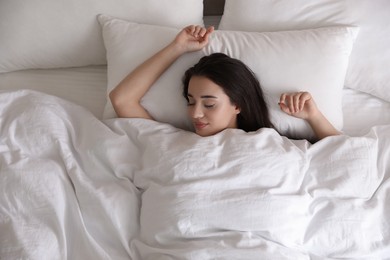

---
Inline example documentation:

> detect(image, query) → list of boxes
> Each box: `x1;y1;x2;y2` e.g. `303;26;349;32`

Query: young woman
109;25;340;140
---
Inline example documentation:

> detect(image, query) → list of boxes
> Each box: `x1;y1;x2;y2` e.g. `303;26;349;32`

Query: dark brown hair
183;53;274;132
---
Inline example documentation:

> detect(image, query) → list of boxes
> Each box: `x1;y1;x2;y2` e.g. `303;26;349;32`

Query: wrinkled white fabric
0;90;141;259
1;90;389;259
129;113;389;259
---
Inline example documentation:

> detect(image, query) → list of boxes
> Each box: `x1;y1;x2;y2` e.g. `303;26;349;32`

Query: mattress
0;66;389;136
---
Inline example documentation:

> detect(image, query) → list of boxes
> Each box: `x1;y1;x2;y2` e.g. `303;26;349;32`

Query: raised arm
109;25;214;119
279;92;341;141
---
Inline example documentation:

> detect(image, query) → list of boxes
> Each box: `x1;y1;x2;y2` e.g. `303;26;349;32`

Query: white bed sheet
1;66;389;135
0;66;107;119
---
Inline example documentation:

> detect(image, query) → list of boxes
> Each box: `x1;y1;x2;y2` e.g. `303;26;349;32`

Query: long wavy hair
182;53;274;132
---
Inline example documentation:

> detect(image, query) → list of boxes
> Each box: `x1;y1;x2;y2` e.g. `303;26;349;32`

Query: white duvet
1;90;390;259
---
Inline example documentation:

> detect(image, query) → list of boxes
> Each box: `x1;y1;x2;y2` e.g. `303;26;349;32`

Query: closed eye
187;93;217;108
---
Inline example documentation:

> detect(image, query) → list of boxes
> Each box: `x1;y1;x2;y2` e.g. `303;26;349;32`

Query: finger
199;26;215;46
293;92;303;112
279;93;287;105
298;92;308;111
186;25;195;35
279;93;289;113
194;26;202;37
204;26;214;39
198;27;207;38
279;102;290;114
301;92;311;101
202;31;211;44
299;96;305;111
287;95;295;113
207;26;215;33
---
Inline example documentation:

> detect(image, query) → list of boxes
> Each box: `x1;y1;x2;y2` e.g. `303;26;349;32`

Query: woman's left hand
279;92;319;120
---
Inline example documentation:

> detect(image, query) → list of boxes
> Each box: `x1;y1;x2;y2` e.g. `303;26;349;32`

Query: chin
196;128;223;137
195;131;210;137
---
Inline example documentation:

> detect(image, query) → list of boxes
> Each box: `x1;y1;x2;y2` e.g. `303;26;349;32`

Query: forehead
188;76;225;97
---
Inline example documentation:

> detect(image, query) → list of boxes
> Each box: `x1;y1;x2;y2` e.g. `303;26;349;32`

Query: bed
1;0;390;259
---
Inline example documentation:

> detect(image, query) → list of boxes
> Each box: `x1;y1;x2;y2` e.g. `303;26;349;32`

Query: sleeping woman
109;25;340;141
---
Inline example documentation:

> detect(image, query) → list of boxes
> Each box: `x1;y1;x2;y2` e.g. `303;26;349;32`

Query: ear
235;105;241;114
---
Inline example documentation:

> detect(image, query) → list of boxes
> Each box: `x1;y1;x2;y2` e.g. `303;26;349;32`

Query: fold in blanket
0;90;389;259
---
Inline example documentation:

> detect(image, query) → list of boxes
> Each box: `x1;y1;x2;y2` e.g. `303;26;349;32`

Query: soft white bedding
0;66;107;118
0;66;389;135
1;90;390;259
342;88;390;136
1;0;389;258
0;90;139;259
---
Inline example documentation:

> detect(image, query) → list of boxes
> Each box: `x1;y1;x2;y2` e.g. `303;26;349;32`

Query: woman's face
187;76;240;137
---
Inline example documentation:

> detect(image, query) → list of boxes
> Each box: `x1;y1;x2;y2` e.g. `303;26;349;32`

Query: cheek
187;106;195;117
207;108;232;123
218;105;236;117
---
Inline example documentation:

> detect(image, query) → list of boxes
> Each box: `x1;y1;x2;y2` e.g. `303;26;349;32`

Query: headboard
204;0;225;16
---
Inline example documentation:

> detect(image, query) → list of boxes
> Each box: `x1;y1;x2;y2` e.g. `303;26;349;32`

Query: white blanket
1;90;390;259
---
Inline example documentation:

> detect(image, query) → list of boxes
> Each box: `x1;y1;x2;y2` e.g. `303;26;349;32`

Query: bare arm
279;92;341;141
109;25;214;119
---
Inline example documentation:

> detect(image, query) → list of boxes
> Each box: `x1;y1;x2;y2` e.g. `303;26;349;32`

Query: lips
194;122;208;130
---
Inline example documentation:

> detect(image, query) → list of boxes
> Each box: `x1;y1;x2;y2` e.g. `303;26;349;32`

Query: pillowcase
0;0;203;73
219;0;390;103
99;14;358;140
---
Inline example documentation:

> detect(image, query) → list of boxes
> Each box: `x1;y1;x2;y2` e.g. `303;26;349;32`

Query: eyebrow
187;94;218;99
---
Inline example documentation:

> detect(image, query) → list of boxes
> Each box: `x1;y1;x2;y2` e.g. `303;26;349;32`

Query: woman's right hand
173;25;214;54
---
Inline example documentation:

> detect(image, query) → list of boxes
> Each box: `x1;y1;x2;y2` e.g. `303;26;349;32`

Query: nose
190;104;204;119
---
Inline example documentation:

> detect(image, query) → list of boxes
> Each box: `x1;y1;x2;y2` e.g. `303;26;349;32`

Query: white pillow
219;0;390;103
99;14;358;140
0;0;203;73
